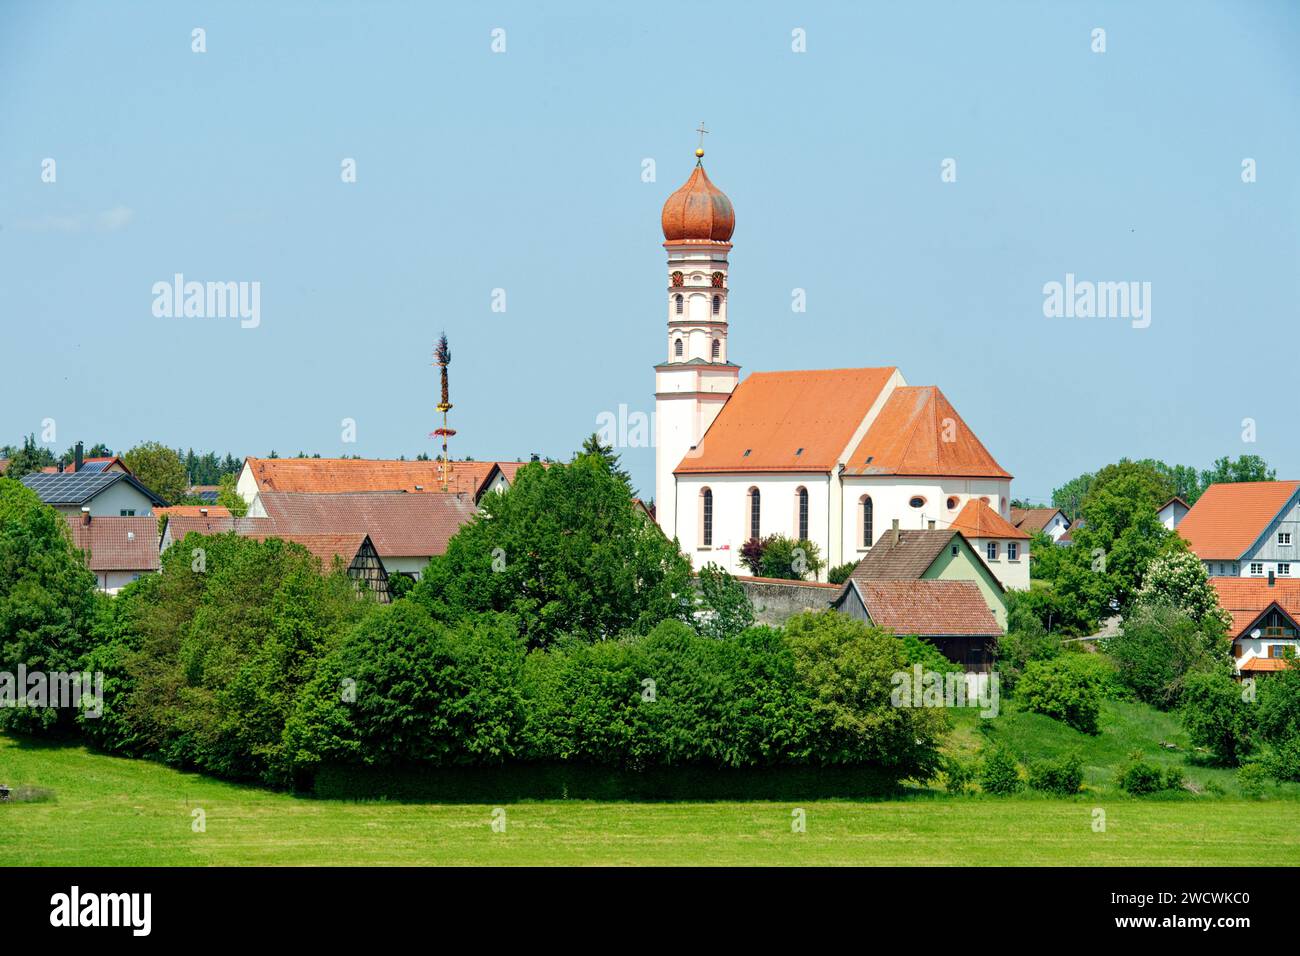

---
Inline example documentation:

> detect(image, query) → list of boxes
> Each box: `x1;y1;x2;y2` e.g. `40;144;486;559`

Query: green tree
1180;668;1254;765
4;434;56;479
414;452;693;648
1105;603;1229;708
694;564;754;639
580;432;632;489
1136;549;1232;630
1051;472;1094;522
0;479;100;732
1015;656;1104;734
759;534;825;581
216;473;248;517
1201;454;1276;489
122;441;188;503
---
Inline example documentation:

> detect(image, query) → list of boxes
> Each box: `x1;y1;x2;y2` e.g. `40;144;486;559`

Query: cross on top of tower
695;122;708;160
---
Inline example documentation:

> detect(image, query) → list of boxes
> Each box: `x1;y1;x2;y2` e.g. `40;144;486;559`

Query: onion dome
661;157;735;242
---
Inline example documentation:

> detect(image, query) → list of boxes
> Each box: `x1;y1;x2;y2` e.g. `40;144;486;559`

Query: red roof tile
1178;482;1300;560
244;532;372;568
1241;657;1292;672
155;505;233;519
857;580;1001;637
843;386;1011;479
1211;578;1300;638
950;499;1030;540
674;368;897;474
1011;507;1065;534
253;491;476;557
244;457;513;500
62;514;160;572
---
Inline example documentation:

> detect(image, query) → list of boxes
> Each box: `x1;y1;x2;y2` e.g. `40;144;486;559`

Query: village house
235;456;529;506
1156;496;1190;530
1177;481;1300;579
22;470;167;517
1211;576;1300;676
652;154;1026;589
246;531;390;602
1010;506;1071;542
62;512;160;594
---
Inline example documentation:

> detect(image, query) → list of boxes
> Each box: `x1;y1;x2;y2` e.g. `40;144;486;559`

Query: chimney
927;519;936;530
1269;570;1275;587
74;440;83;472
892;518;900;545
81;506;91;526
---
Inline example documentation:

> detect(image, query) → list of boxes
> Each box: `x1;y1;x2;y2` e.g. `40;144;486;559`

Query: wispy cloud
14;205;135;233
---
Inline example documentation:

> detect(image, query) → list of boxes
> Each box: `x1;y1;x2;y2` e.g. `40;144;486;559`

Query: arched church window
674;294;684;315
748;487;761;540
701;488;713;547
861;496;874;548
712;295;721;315
674;338;683;357
796;487;809;541
711;339;720;359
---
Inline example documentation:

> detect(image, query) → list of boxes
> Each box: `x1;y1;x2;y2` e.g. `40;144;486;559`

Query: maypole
430;333;456;492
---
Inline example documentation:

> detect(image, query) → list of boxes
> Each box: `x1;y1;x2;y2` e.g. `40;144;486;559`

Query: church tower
654;142;740;538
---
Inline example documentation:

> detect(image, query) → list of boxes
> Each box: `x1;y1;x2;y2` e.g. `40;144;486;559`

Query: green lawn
2;732;1298;866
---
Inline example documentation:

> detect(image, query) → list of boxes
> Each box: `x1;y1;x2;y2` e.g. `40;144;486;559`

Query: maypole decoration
430;333;456;491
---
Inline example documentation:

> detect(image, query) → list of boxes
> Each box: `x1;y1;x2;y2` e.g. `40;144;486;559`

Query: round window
909;496;925;509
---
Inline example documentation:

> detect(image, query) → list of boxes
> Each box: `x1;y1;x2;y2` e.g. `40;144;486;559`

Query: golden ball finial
695;147;705;158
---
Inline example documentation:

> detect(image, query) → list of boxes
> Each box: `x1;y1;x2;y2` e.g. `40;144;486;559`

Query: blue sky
2;0;1297;502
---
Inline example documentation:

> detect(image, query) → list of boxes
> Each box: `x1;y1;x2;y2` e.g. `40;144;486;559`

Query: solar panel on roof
21;471;124;504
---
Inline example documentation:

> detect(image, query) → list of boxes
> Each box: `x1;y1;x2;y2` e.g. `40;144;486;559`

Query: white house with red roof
1177;481;1300;579
653;152;1025;587
1211;577;1300;675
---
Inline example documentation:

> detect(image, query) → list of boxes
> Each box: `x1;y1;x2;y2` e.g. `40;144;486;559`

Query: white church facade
653;150;1029;588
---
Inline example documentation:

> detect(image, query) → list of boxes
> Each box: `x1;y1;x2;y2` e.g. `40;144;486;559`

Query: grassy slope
3;714;1299;865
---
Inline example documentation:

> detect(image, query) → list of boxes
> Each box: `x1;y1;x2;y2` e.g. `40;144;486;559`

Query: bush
1261;735;1300;783
827;562;856;585
943;756;975;795
1116;757;1184;795
1237;763;1268;800
1015;656;1104;734
899;635;963;675
1179;669;1253;765
995;617;1061;693
1105;603;1228;708
1028;752;1084;795
1256;666;1300;745
785;611;947;778
979;746;1023;795
759;535;825;582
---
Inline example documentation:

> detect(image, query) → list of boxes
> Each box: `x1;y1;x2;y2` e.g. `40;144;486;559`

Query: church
653;147;1029;589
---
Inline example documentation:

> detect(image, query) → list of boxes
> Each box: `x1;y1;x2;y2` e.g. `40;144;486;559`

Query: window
701;488;713;547
1008;542;1019;560
796;487;809;541
120;509;135;517
1270;644;1298;659
1280;532;1293;546
951;545;959;556
908;496;925;509
1280;563;1292;576
674;294;683;315
987;542;1000;561
749;488;761;540
674;338;683;357
861;496;874;548
711;339;720;359
946;496;958;510
712;295;721;315
1250;563;1264;576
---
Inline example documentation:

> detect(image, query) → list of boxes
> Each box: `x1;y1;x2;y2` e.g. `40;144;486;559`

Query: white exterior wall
968;536;1031;590
673;473;831;579
1235;637;1300;672
1205;559;1296;580
382;555;432;578
236;460;260;506
1157;501;1189;530
53;482;158;518
838;477;1013;567
1042;512;1071;541
93;570;152;594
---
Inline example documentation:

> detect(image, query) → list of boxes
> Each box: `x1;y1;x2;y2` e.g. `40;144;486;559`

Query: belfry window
711;339;720;359
712;295;721;315
674;338;683;357
675;294;684;315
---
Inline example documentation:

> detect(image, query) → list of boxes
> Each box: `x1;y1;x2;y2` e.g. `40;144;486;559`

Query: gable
842;386;1011;479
